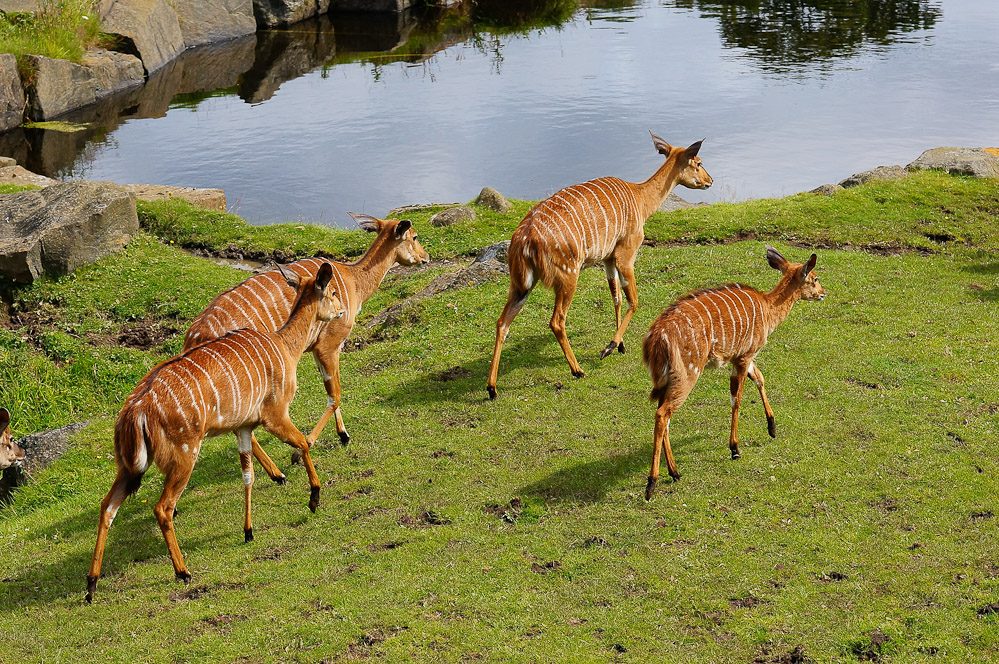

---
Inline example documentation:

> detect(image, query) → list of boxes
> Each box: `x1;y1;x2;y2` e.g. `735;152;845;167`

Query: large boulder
167;0;256;48
82;49;145;98
0;181;138;283
0;156;58;187
23;55;97;120
476;186;512;213
838;164;907;188
906;147;999;178
0;54;26;132
658;192;706;212
253;0;331;27
101;0;185;74
429;205;476;227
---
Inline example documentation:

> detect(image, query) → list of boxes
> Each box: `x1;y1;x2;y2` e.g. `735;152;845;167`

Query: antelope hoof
85;575;98;604
244;528;254;543
176;571;192;585
173;507;178;518
600;342;618;360
668;468;681;481
767;417;776;438
618;340;626;354
272;474;287;485
645;476;658;501
338;430;351;447
309;486;320;513
731;449;741;460
487;385;497;400
572;369;585;379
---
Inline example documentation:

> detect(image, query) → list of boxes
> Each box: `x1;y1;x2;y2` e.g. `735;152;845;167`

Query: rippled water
1;0;996;227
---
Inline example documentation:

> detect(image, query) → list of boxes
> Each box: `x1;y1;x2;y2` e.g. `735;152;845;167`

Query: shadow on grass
518;436;706;504
959;260;999;302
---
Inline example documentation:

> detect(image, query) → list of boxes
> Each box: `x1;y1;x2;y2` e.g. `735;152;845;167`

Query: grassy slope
1;172;998;663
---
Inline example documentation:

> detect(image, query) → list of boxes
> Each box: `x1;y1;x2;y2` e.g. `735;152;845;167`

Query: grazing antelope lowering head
0;409;25;470
486;131;712;400
641;246;824;500
86;265;344;603
180;214;428;482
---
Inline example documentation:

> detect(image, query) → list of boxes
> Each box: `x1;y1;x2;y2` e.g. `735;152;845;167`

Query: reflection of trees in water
472;0;578;31
666;0;941;71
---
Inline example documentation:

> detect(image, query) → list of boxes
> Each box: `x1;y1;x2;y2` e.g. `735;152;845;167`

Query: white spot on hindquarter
182;444;189;452
688;363;693;370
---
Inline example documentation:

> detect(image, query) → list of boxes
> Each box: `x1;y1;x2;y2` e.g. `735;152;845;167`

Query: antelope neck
635;155;685;219
347;234;399;303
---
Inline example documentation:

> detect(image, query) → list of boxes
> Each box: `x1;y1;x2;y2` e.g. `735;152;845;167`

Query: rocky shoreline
0;0;463;131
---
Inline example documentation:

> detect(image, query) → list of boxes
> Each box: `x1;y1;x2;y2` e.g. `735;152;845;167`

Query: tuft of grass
0;0;106;79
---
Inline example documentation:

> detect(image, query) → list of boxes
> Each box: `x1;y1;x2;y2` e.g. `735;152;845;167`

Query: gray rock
168;0;256;48
23;55;97;120
82;49;145;99
386;202;460;217
906;147;999;178
123;183;227;210
0;159;59;188
253;0;331;27
0;181;138;283
475;240;509;264
0;1;41;10
810;184;843;196
0;54;25;132
430;205;476;227
101;0;186;74
838;164;907;188
476;186;512;213
658;192;706;212
0;421;90;503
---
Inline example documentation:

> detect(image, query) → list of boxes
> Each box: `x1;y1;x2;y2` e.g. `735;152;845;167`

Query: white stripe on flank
258;272;293;319
551;192;584;256
200;345;243;423
578;182;612;256
711;292;734;350
228;287;263;331
244;277;280;331
596;179;624;244
217;336;259;419
694;298;716;349
715;289;742;351
257;333;287;386
174;361;208;425
185;359;221;418
559;187;592;254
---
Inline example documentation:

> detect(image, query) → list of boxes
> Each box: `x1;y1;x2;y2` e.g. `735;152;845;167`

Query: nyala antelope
183;213;428;476
86;264;344;603
641;246;825;500
0;408;25;470
487;132;712;399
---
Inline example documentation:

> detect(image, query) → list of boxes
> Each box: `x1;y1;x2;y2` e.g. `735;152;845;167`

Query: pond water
1;0;996;228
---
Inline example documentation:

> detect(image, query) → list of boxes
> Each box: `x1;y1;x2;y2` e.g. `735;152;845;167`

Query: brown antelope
0;409;25;470
183;213;429;477
641;246;825;500
86;264;344;603
487;132;712;399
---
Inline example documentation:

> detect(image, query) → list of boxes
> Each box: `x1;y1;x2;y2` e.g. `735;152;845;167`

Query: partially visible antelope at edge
641;246;825;500
183;213;429;478
0;408;25;470
487;132;712;399
86;264;344;603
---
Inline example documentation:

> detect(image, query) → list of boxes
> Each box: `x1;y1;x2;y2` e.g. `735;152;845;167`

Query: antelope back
0;408;25;470
184;258;352;350
512;177;643;271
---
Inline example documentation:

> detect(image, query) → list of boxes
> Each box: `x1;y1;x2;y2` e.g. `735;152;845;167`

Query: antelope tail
113;405;150;495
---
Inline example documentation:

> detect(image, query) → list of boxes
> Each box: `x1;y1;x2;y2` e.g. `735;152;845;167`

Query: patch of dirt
873;497;899;513
819;571;848;582
398;510;451;528
729;594;765;609
328;625;408;662
530;560;562;574
110;317;181;350
253;545;290;562
198;613;248;633
431;449;455;458
341;485;373;501
3;308;179;352
583;536;609;547
169;581;245;602
484;497;522;523
845;376;881;390
432;366;473;382
924;232;957;243
753;644;812;664
850;628;891;662
972;510;994;520
977;602;999;616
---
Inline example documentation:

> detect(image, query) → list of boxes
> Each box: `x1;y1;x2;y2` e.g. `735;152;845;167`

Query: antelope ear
766;245;789;272
277;263;299;288
0;408;9;431
803;253;817;275
650;131;672;156
348;212;380;233
394;218;412;240
315;262;333;292
684;139;705;160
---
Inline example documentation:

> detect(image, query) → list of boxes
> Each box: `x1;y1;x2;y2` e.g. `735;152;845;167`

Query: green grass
0;1;106;77
2;172;999;662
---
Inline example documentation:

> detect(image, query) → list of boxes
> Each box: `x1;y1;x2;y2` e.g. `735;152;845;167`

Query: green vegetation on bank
2;172;998;662
0;1;106;75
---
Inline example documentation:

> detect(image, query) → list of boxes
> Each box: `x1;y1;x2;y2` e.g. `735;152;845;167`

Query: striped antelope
0;409;25;470
486;132;712;399
183;213;428;477
640;246;825;500
86;264;344;603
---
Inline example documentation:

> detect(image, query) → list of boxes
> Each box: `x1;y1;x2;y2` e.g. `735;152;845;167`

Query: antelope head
350;213;430;266
651;132;712;190
0;408;25;470
766;246;825;301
